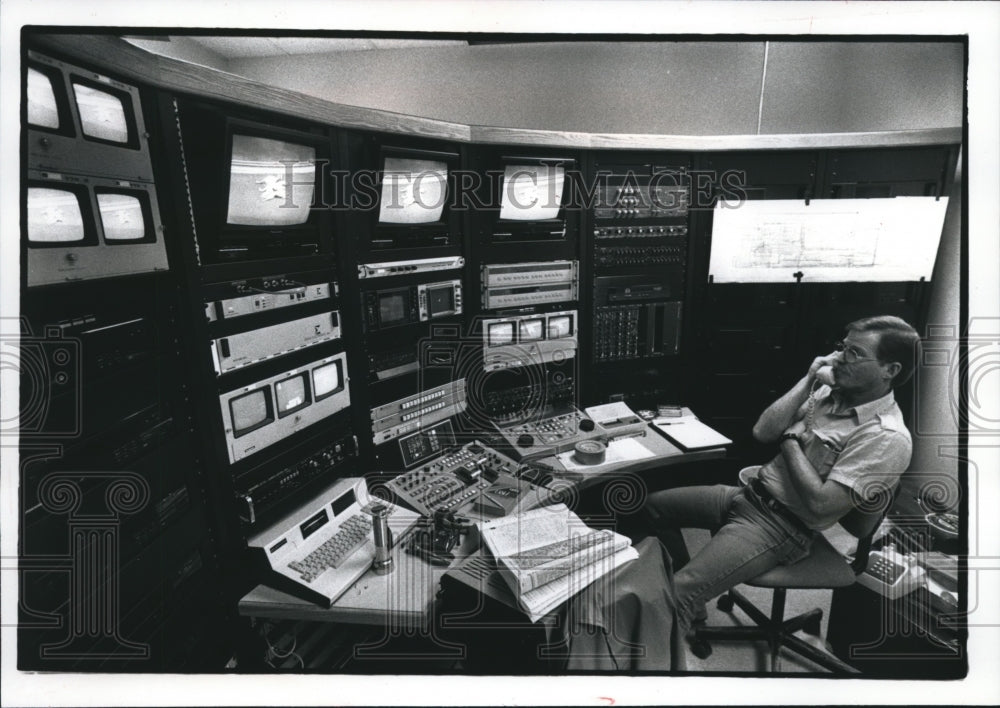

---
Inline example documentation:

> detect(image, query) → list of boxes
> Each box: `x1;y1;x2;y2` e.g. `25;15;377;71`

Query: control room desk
238;428;726;627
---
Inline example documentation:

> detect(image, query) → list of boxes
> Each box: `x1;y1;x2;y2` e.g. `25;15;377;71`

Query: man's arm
752;376;812;443
752;352;837;443
779;437;854;520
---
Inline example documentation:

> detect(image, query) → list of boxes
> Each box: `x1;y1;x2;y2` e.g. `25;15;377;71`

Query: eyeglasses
835;340;879;364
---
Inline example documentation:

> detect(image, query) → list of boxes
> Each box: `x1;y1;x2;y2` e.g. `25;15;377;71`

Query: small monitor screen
96;192;147;241
499;164;565;221
547;315;573;339
379;292;407;324
312;361;342;400
426;285;455;316
230;389;271;436
518;318;544;343
487;322;515;347
331;489;357;518
28;68;60;130
227;135;316;226
72;82;129;144
27;188;86;243
275;373;309;417
379;157;447;224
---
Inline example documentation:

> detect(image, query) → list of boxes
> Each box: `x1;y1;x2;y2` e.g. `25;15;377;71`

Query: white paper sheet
556;436;657;471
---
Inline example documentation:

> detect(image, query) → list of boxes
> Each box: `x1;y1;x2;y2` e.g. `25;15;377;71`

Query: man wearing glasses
641;315;920;643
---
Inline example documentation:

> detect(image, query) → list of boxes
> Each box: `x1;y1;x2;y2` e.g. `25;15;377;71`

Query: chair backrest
839;481;899;575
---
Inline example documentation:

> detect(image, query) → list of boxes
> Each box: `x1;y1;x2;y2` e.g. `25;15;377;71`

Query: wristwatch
779;432;802;445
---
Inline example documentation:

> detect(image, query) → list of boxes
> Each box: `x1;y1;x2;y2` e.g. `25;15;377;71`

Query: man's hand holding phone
808;352;840;387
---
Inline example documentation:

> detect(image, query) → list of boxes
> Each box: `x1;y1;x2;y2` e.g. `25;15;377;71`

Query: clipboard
650;416;732;452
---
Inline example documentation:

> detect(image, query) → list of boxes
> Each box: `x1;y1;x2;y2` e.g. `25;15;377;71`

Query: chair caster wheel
716;593;735;612
688;637;713;660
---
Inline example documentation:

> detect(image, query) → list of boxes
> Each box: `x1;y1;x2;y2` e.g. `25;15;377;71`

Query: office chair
690;469;894;673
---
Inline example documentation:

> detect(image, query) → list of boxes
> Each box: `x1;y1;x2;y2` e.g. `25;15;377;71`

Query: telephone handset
815;366;837;387
814;353;839;388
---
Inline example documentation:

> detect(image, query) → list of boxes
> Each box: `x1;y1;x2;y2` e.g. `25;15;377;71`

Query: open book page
478;504;637;621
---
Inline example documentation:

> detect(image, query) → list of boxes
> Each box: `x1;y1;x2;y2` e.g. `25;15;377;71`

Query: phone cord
806;379;821;433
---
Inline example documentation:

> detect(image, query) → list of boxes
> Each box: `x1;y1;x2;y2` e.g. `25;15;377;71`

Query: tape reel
573;440;607;466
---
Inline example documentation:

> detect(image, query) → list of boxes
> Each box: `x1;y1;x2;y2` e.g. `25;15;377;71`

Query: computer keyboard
289;513;371;582
247;478;420;608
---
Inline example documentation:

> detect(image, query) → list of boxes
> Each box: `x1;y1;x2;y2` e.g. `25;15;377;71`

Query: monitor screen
331;489;357;518
499;164;565;221
72;81;129;144
426;285;455;316
547;314;573;339
27;187;87;243
379;292;407;325
312;361;342;400
230;389;272;436
487;322;515;347
378;157;447;224
96;192;147;241
275;373;310;417
518;318;545;343
27;67;60;130
226;134;316;227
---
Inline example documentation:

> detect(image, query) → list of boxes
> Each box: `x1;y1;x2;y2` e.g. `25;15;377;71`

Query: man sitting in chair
642;315;919;644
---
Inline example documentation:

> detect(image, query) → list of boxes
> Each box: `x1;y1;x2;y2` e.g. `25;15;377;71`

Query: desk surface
239;424;726;625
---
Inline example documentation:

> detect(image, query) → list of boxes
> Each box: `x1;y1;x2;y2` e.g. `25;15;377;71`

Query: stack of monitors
482;311;577;371
24;52;167;286
221;353;351;464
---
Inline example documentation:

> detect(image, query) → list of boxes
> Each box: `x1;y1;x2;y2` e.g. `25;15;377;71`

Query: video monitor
226;134;316;227
27;52;155;181
230;389;274;437
499;163;565;221
426;283;456;317
275;373;310;417
312;360;343;401
488;321;515;347
96;191;153;242
547;314;574;339
72;80;131;145
379;291;408;326
26;187;90;244
27;67;61;130
518;318;545;343
378;156;448;224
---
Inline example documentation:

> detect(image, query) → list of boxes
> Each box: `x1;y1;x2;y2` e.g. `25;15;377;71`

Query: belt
748;477;812;535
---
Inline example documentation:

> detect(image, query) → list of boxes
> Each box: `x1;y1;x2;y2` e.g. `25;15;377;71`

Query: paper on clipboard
651;416;732;451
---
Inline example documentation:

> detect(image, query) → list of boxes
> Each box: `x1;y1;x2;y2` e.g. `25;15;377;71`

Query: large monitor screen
275;373;310;417
312;361;342;400
378;157;448;224
72;81;130;144
27;67;60;130
27;187;87;243
230;389;272;436
518;318;545;343
499;164;565;221
96;192;148;242
487;321;515;347
226;134;316;227
547;314;573;339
